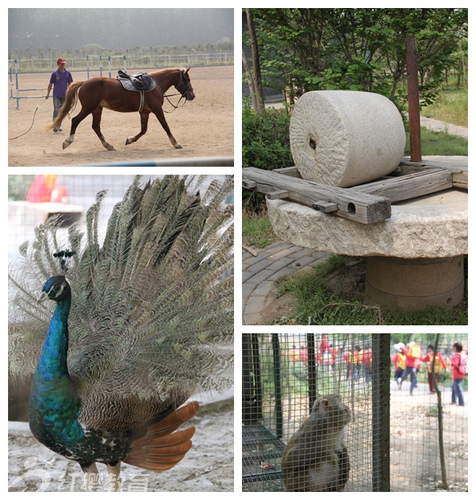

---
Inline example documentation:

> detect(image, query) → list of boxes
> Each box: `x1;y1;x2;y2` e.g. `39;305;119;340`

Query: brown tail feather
124;427;195;462
144;401;199;438
123;401;199;472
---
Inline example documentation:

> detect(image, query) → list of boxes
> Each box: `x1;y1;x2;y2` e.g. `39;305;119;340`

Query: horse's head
175;67;195;101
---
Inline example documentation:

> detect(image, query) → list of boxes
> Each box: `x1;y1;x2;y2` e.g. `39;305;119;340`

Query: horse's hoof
125;138;132;145
174;143;183;149
62;141;71;150
107;145;116;151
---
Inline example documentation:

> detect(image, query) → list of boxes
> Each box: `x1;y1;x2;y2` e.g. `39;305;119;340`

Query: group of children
392;341;467;406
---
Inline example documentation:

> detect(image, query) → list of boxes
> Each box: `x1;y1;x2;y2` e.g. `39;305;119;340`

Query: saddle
117;70;156;92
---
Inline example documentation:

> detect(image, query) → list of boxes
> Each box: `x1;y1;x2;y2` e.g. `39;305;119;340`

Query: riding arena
8;55;234;166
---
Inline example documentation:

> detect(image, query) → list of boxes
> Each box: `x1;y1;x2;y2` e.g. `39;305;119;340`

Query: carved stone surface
290;91;405;187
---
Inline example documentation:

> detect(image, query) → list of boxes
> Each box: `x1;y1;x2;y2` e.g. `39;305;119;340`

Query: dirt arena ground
8;66;234;166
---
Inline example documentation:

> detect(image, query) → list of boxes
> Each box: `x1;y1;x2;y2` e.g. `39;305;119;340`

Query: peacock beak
37;291;48;303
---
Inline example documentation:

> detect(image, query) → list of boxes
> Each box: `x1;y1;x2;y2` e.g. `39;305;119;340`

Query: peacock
8;175;234;491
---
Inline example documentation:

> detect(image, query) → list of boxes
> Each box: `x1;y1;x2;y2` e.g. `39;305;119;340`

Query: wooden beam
242;178;289;199
276;161;463;197
351;168;453;202
313;201;339;213
266;189;290;200
243;167;391;224
399;158;468;190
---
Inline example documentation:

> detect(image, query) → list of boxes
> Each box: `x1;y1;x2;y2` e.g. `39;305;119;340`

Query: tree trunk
245;8;265;113
242;49;258;111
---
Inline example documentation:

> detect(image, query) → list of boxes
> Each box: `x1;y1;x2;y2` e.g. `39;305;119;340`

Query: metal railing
9;52;234;74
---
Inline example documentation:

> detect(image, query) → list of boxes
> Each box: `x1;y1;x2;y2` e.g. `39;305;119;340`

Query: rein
163;69;194;113
163;93;187;112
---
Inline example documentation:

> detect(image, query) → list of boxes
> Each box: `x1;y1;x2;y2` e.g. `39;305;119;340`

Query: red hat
57;57;66;64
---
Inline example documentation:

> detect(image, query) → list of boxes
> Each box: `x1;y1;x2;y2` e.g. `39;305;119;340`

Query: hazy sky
9;8;234;53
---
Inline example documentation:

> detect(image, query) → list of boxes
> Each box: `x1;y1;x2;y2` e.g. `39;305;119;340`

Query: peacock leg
106;462;121;492
81;462;100;491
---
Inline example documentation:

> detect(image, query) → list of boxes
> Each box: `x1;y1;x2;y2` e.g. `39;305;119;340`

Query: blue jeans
451;378;465;405
401;367;417;394
53;96;65;121
364;365;372;384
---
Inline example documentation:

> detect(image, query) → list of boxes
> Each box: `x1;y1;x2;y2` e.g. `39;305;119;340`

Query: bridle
175;69;194;98
164;69;194;112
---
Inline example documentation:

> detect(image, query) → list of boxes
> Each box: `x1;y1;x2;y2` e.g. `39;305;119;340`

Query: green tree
244;8;467;111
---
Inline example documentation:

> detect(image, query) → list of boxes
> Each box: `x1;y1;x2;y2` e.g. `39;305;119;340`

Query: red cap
57;58;66;64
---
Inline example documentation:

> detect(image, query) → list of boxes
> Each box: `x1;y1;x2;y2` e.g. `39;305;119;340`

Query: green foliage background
244;8;468;111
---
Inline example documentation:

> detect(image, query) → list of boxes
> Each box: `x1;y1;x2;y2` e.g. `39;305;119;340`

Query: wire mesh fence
242;333;468;492
8;175;231;258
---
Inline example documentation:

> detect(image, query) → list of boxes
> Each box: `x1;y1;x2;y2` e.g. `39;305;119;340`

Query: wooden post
372;334;391;491
406;37;422;162
306;334;317;412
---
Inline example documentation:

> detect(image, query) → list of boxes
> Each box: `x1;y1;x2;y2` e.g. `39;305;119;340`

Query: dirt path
390;383;468;491
8;66;233;166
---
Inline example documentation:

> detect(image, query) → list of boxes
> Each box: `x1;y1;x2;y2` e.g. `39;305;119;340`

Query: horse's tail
46;81;84;131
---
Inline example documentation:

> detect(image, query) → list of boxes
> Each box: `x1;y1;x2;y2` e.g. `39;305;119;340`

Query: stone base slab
267;188;467;259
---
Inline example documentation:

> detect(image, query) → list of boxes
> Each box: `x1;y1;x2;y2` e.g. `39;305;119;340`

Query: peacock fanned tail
9;176;234;434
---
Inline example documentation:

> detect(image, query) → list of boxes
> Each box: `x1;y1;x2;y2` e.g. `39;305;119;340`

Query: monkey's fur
281;394;351;492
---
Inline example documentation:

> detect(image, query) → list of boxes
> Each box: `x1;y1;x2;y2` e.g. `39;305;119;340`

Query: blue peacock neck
35;294;72;381
30;288;85;452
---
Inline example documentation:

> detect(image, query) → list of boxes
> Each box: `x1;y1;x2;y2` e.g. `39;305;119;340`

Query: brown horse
48;67;194;151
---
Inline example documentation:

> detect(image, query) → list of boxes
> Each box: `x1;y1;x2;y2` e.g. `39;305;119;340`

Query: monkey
281;394;351;492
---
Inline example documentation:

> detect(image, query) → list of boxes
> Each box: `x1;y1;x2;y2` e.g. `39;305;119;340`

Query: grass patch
274;255;468;326
405;127;468;156
242;209;276;248
422;84;468;127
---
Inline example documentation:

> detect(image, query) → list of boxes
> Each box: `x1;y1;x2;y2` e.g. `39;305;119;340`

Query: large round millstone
290;90;406;187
